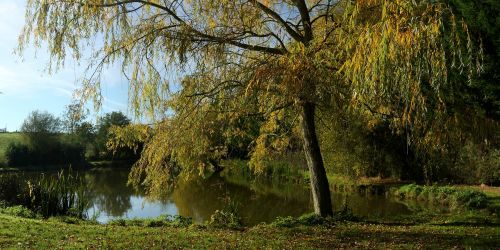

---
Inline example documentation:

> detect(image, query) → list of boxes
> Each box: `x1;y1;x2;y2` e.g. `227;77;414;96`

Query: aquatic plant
27;170;91;218
0;170;91;219
209;200;243;229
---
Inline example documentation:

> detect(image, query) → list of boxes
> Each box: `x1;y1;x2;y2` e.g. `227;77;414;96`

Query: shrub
297;213;326;226
208;200;242;229
5;141;85;167
5;143;32;167
165;215;193;227
455;190;489;209
395;184;423;199
272;216;298;227
0;205;36;218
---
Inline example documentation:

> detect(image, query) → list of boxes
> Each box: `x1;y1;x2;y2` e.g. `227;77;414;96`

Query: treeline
5;106;139;168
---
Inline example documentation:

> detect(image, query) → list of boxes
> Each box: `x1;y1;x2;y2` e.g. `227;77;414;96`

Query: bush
165;215;193;227
208;200;242;229
395;184;423;199
5;143;31;167
455;190;489;209
5;141;85;167
297;213;326;226
0;205;36;218
272;216;298;227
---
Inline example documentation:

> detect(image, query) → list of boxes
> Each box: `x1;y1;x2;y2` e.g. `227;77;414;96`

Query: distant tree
75;121;96;144
62;102;87;134
95;111;131;159
20;110;61;150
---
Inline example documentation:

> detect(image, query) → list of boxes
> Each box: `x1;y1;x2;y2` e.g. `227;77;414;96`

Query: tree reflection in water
18;169;415;224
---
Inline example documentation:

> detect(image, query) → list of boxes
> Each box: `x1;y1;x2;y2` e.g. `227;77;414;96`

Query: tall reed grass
0;169;90;218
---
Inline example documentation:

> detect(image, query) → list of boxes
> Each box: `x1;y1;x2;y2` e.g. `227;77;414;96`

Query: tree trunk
300;101;333;217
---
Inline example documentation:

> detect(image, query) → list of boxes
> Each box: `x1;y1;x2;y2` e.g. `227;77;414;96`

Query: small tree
21;110;61;150
95;111;131;159
62;102;87;134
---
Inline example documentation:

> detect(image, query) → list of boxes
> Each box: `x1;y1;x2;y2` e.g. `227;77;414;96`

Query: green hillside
0;133;22;166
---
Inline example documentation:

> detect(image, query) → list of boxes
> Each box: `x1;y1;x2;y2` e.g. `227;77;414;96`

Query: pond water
10;169;427;225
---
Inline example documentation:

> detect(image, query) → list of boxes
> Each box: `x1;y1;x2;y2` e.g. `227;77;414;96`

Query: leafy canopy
19;0;480;195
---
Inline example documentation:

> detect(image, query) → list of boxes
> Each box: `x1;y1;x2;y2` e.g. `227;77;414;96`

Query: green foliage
0;133;22;167
209;200;243;229
4;111;86;167
446;0;500;119
0;205;37;219
165;215;194;227
108;215;193;228
271;216;298;228
455;142;500;185
395;184;489;210
318;108;410;179
21;110;61;150
0;170;91;219
95;111;133;161
62;102;87;134
28;170;91;218
272;209;357;228
5;141;85;167
221;157;306;184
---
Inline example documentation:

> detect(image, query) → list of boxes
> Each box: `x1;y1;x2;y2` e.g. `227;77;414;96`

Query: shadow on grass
326;229;500;249
431;221;500;227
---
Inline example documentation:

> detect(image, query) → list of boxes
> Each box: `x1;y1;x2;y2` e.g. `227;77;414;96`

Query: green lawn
0;214;499;249
0;133;22;165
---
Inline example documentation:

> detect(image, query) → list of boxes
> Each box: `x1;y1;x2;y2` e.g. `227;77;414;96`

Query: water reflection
13;169;416;224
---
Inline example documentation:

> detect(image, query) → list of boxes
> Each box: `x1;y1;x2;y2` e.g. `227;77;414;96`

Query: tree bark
300;101;333;217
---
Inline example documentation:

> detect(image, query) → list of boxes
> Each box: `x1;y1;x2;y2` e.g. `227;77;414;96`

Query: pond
8;169;434;225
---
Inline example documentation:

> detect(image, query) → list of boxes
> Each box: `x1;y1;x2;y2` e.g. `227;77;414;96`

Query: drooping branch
77;0;287;55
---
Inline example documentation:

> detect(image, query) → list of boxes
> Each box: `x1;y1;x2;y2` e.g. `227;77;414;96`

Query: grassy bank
0;214;499;249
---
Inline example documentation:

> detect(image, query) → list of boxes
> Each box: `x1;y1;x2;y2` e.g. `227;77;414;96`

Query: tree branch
294;0;313;43
248;0;304;42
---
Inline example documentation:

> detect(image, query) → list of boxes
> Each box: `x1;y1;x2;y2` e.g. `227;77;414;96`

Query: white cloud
0;0;135;129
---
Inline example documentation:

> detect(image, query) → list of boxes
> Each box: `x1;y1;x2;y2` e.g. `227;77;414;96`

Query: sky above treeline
0;0;130;131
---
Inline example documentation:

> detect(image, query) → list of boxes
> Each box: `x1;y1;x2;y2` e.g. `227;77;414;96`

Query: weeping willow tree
19;0;479;217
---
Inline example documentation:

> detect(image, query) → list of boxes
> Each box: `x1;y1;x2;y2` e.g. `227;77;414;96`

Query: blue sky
0;0;130;131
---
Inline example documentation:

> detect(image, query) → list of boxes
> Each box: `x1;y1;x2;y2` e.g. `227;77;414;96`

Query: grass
0;133;22;166
0;213;499;249
395;184;489;210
